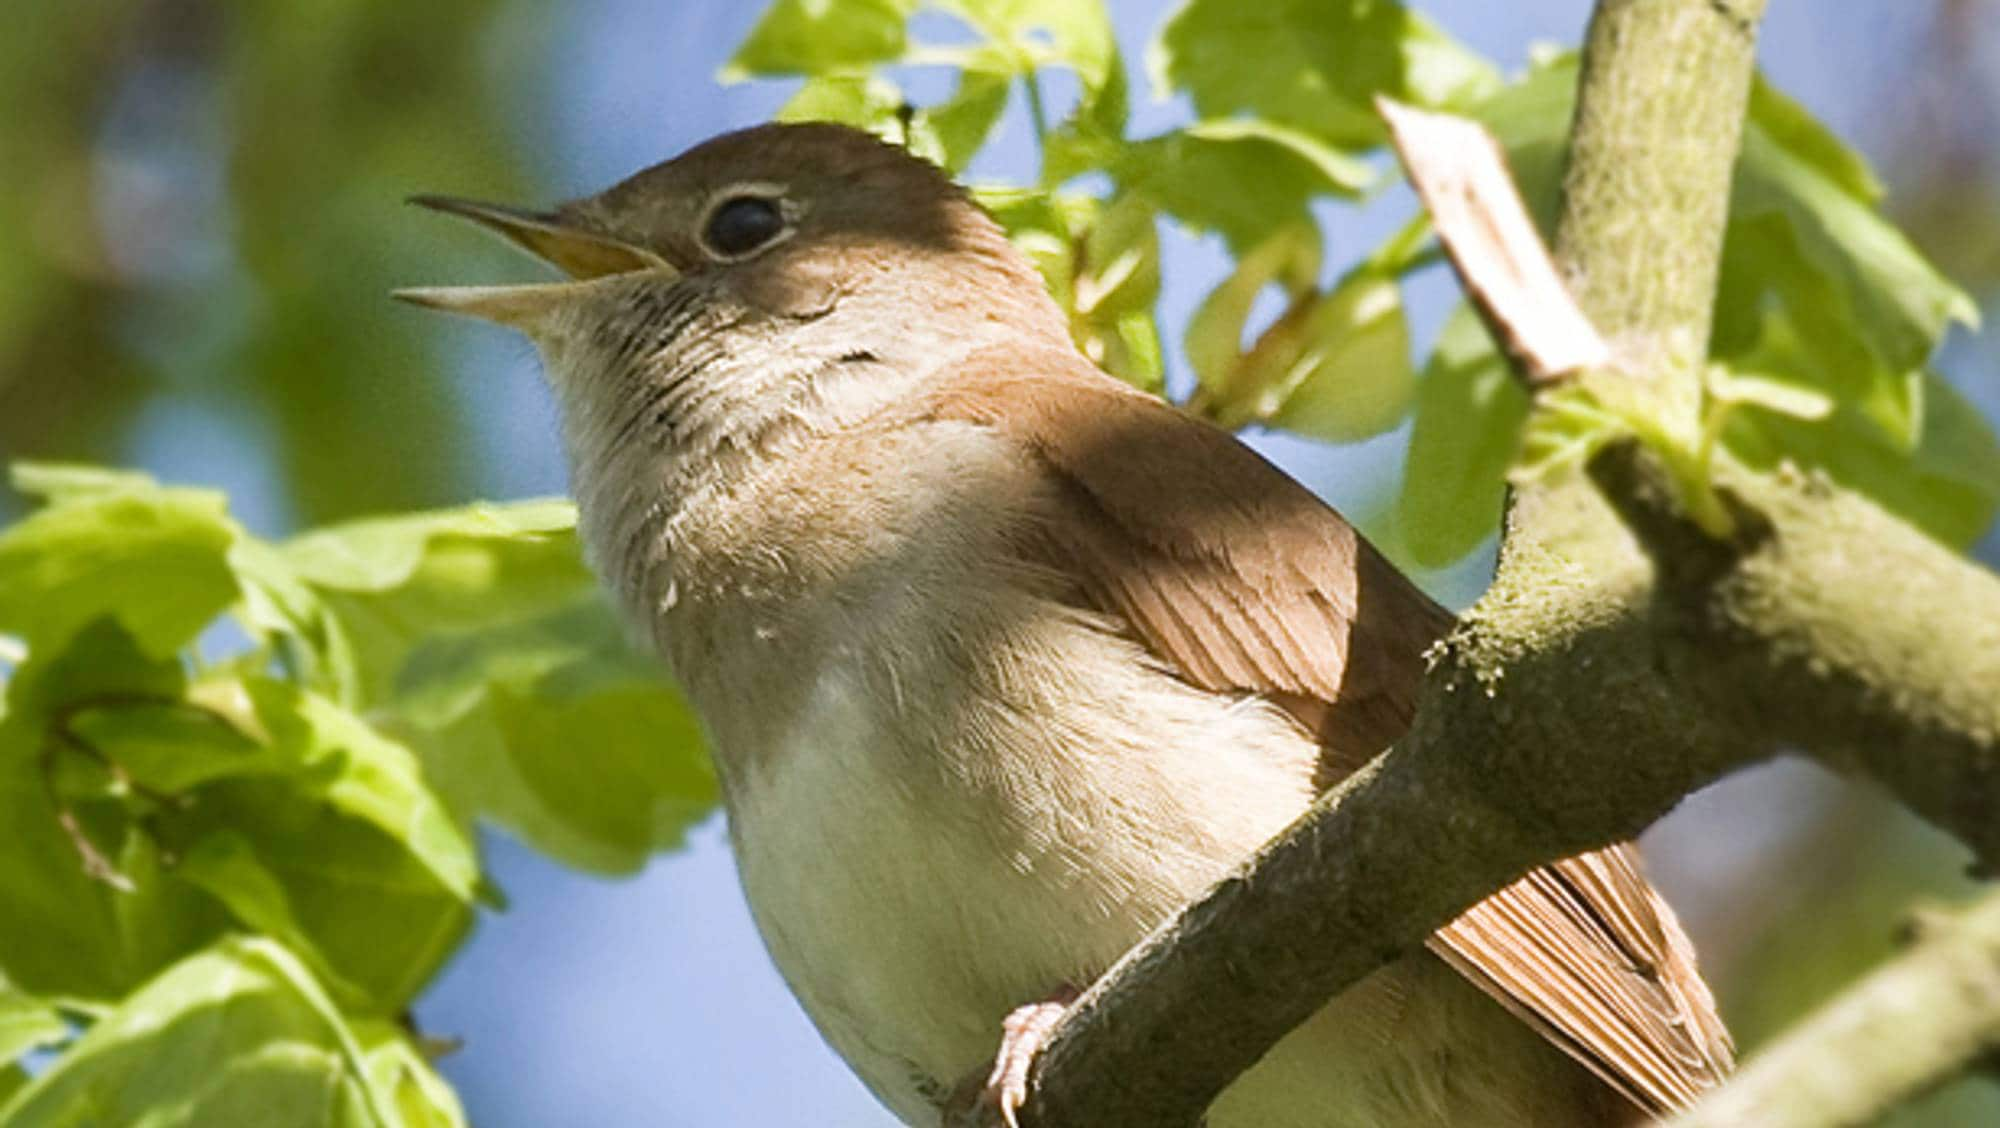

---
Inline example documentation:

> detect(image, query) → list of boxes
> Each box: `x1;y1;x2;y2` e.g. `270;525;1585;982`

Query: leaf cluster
0;467;713;1125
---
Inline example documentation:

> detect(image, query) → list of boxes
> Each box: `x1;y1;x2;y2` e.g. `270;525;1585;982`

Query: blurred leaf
1728;371;2000;549
927;66;1013;172
0;465;238;659
0;937;414;1127
0;978;67;1065
778;72;908;130
1069;195;1165;390
355;1019;467;1128
1259;270;1414;441
981;190;1164;391
725;0;916;78
1745;76;1883;202
943;0;1115;95
1150;0;1499;150
1706;363;1835;422
776;63;1008;175
1716;123;1979;445
8;464;162;506
1396;304;1528;567
1192;228;1414;442
1112;121;1372;253
1186;223;1321;391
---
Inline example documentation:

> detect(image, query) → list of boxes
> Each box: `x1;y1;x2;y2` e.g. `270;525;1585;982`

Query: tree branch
1666;889;2000;1128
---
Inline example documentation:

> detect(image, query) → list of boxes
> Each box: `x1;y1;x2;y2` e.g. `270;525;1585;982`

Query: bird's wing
927;346;1733;1115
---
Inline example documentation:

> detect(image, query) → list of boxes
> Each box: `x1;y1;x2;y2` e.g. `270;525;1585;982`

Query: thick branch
1592;446;2000;869
1559;0;1768;399
1667;889;2000;1128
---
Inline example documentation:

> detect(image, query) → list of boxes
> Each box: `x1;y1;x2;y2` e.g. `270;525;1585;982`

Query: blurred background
4;1;1998;1124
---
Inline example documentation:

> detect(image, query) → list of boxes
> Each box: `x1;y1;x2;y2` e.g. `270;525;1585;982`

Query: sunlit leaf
280;500;592;707
0;466;239;659
1112;121;1371;253
1151;0;1499;150
395;602;717;875
724;0;916;79
0;937;413;1127
943;0;1115;96
355;1019;468;1128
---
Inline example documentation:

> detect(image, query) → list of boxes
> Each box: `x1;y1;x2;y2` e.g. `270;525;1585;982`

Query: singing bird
402;122;1732;1126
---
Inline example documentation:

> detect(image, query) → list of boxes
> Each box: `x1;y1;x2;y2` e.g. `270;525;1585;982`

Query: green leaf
0;621;229;1002
1707;363;1835;423
164;770;472;1013
0;467;239;659
0;937;405;1128
1259;269;1415;441
0;978;67;1065
1395;304;1528;566
1150;0;1499;150
1717;123;1979;444
1186;222;1322;392
776;64;1008;175
1728;371;2000;549
397;603;716;875
170;830;367;1005
724;0;916;79
8;464;163;507
1744;76;1883;202
942;0;1115;96
926;65;1012;173
1112;120;1372;253
354;1019;467;1128
281;500;581;596
778;72;907;132
281;500;593;708
978;189;1164;391
1192;231;1414;443
282;499;714;874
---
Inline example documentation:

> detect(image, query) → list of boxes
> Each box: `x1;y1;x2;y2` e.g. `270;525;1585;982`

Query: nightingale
401;122;1733;1127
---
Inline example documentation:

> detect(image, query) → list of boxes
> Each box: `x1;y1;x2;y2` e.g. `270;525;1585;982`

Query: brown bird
401;122;1733;1127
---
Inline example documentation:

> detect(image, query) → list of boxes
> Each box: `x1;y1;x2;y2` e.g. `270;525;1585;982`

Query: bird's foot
943;986;1080;1128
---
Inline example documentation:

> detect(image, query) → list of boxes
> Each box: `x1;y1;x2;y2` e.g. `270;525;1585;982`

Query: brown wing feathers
928;345;1733;1116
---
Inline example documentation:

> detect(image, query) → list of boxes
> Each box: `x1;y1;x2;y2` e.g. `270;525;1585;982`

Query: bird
400;121;1733;1127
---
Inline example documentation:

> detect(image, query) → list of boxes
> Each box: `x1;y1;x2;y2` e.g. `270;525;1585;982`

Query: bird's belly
716;648;1599;1127
720;647;1317;1120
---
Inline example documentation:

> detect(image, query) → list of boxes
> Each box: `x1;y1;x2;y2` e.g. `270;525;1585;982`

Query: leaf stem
1023;67;1050;154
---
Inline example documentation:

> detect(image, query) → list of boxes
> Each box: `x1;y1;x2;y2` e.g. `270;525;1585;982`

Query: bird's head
399;122;1069;600
400;123;1066;427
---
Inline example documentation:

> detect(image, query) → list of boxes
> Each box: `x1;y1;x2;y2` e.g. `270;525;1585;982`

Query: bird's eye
702;195;787;258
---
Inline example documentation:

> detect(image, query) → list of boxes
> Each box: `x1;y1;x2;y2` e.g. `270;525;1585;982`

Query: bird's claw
978;992;1075;1127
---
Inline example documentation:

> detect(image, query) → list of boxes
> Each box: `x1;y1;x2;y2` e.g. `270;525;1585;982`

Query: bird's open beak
394;195;671;329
